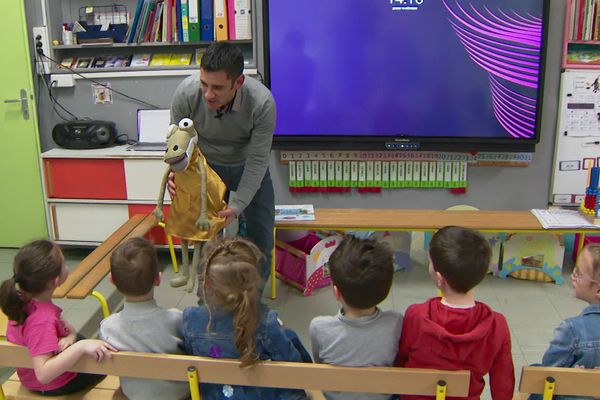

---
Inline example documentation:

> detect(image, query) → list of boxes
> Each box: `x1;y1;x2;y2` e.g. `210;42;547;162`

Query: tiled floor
0;234;585;398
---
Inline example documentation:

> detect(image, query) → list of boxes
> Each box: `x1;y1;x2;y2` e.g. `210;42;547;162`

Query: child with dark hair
0;240;115;396
309;235;403;400
99;237;189;400
182;236;310;400
529;243;600;400
395;226;514;400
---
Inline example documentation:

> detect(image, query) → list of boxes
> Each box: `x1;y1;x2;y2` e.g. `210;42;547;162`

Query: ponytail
0;240;63;325
233;289;259;368
0;277;28;324
203;237;264;368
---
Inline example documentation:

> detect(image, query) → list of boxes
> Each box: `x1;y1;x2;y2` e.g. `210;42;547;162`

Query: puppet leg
186;241;202;293
170;239;190;288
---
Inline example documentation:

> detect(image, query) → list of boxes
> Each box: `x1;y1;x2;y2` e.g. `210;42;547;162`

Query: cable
38;51;162;109
35;50;79;121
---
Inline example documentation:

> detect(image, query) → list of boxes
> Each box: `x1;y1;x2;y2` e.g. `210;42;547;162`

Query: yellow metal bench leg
91;291;110;318
188;366;201;400
542;376;555;400
271;227;276;300
159;222;179;273
435;380;447;400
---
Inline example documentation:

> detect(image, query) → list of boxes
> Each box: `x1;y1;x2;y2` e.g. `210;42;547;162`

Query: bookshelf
563;0;600;69
45;0;258;76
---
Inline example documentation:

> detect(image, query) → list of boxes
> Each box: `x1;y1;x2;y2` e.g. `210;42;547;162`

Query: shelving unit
562;0;600;69
43;0;258;77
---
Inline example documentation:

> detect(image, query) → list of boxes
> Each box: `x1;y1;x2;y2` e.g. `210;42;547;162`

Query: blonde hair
202;237;263;368
584;243;600;280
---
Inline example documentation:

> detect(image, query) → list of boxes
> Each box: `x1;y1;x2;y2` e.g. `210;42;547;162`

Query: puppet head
164;118;198;172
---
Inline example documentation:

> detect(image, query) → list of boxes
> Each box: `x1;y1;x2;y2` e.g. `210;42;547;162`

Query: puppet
154;118;227;292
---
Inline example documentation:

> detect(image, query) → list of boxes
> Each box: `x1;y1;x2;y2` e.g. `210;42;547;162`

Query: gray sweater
170;73;276;214
99;299;190;400
309;308;403;400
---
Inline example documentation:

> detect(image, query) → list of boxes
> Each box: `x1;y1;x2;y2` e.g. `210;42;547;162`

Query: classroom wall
26;0;566;211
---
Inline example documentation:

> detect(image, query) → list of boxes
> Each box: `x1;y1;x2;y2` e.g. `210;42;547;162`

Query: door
0;1;47;246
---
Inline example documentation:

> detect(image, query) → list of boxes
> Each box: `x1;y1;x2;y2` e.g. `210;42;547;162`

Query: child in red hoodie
395;226;514;400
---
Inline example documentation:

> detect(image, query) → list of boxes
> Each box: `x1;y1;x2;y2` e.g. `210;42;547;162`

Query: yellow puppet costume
154;118;227;292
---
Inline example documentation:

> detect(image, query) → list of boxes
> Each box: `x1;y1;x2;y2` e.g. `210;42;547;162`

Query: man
169;41;276;284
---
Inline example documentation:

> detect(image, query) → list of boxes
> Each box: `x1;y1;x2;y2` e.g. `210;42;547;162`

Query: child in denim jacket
182;237;310;400
530;243;600;400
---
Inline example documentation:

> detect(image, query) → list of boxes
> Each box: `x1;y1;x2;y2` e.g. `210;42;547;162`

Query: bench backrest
0;341;470;396
519;366;600;397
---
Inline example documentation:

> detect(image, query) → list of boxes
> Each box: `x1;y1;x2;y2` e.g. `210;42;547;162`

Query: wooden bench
52;214;156;318
0;341;470;400
517;365;600;398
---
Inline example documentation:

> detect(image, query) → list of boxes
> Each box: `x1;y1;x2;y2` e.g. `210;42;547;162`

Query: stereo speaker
52;121;117;149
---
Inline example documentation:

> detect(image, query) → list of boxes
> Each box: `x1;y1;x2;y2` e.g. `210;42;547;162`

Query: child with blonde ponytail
0;240;116;396
182;236;310;399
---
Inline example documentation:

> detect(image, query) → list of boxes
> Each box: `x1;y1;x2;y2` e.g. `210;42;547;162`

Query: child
309;235;403;400
395;226;514;400
99;237;190;400
182;236;309;400
529;243;600;400
0;240;115;396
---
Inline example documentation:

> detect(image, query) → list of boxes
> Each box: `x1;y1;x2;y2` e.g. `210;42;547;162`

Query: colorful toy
499;233;565;284
275;232;343;296
154;118;227;292
581;166;600;222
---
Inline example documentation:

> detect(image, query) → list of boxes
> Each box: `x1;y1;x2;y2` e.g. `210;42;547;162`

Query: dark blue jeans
209;163;275;284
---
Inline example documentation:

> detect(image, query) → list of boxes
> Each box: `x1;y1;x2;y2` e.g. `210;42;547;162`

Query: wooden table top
274;208;595;232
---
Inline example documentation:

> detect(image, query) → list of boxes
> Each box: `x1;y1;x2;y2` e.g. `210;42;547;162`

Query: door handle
3;89;30;120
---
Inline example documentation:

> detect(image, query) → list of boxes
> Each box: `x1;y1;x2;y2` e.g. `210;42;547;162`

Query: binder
200;0;214;41
176;0;183;42
232;0;251;40
181;0;189;42
215;0;229;41
374;161;382;188
452;161;460;188
226;0;236;39
460;161;468;188
358;161;366;188
188;0;200;41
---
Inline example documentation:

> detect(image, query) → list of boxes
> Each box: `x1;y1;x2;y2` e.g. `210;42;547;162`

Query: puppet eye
178;118;194;130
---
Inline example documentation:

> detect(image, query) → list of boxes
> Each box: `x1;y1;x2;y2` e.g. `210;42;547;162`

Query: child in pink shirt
0;240;116;396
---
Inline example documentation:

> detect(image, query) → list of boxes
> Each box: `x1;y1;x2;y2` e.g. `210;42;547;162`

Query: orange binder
214;0;228;41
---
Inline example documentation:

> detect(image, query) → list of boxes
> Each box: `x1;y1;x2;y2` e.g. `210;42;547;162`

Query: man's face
200;68;243;110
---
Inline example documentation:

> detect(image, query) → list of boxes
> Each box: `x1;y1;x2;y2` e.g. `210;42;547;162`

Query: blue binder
200;0;214;41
